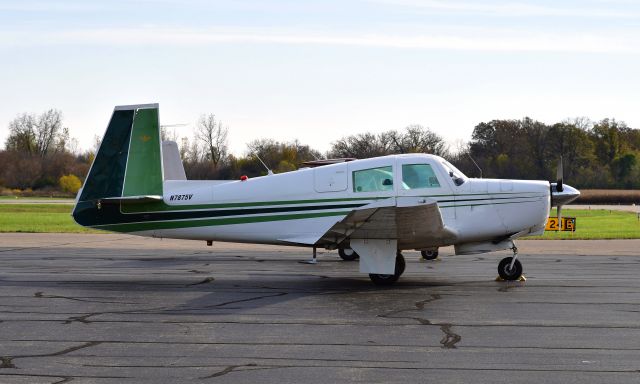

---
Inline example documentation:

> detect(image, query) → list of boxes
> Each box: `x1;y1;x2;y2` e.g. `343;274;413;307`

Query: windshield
440;160;467;186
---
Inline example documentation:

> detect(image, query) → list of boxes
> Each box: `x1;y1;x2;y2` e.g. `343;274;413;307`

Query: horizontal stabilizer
96;195;163;205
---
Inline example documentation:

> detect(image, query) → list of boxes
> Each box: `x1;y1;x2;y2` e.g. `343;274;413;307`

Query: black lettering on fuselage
169;194;193;202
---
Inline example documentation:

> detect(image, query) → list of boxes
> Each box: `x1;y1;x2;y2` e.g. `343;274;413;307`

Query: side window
353;166;394;192
402;164;440;189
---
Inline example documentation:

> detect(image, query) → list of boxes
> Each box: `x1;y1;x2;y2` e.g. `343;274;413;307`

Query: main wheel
338;247;359;261
369;252;405;286
421;249;439;260
498;257;523;281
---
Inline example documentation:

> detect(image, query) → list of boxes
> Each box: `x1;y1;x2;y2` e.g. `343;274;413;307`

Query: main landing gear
421;248;439;260
338;247;359;261
498;245;523;281
369;252;405;285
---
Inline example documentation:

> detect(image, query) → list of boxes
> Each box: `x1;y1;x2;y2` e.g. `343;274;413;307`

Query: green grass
0;204;638;238
0;204;99;233
0;196;74;201
533;209;640;240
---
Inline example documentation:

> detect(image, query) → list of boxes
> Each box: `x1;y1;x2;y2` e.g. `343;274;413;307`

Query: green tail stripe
123;107;163;197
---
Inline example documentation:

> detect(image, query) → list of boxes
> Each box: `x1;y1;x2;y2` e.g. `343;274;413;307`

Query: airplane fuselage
75;153;551;252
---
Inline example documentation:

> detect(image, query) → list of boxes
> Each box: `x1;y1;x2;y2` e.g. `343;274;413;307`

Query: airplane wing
315;197;457;250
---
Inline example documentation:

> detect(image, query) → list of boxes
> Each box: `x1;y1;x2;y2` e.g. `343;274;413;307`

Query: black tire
369;253;405;286
421;249;439;260
338;247;359;261
498;257;523;281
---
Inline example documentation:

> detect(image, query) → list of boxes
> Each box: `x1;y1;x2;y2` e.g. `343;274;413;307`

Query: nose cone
551;183;580;206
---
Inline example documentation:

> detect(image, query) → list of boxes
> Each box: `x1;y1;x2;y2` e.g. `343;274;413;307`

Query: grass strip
0;204;638;238
532;208;640;240
0;204;98;233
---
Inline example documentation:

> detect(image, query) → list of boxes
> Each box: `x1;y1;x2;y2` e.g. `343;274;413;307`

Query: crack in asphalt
0;356;15;368
57;291;287;323
376;293;460;348
439;324;462;349
186;277;215;286
377;294;442;325
62;305;169;324
200;363;258;379
34;291;138;305
203;292;288;309
64;314;95;324
1;341;101;369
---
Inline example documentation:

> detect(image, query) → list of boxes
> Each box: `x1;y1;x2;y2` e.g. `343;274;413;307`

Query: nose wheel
369;252;405;285
498;257;523;280
498;246;523;281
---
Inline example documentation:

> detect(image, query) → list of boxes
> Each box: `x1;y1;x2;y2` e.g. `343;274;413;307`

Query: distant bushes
59;174;81;194
575;190;640;205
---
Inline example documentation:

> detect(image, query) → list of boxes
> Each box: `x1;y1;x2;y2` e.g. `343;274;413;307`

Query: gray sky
1;0;639;155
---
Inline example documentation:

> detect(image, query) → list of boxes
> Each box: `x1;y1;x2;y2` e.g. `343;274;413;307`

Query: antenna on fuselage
466;152;483;179
255;154;274;176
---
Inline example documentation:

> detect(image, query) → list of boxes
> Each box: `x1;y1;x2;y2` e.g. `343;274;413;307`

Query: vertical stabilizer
73;104;163;229
77;104;162;202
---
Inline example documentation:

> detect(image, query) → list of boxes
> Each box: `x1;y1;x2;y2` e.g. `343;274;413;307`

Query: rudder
73;103;163;229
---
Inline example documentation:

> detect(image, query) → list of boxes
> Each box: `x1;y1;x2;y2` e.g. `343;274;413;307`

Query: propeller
556;156;563;220
550;156;580;224
556;156;563;193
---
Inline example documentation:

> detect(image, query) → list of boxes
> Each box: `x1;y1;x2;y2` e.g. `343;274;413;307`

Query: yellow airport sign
545;217;576;232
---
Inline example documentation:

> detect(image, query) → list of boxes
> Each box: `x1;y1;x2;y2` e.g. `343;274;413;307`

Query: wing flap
318;197;456;249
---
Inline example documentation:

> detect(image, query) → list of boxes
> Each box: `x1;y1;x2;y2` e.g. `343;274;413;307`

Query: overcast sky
0;0;639;155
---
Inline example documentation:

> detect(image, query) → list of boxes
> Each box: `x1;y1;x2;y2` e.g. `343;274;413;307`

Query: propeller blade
556;156;564;192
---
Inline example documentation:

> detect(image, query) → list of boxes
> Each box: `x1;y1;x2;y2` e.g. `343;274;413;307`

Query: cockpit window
402;164;441;189
353;166;394;192
441;160;467;186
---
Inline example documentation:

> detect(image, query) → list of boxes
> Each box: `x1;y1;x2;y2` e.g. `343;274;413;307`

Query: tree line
1;109;638;196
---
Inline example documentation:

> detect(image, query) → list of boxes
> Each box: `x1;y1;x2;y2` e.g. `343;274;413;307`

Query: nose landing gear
498;245;523;281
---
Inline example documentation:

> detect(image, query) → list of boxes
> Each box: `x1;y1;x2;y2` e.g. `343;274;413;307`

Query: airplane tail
72;104;164;228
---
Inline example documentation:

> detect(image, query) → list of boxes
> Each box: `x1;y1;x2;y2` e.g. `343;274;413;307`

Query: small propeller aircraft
72;104;580;285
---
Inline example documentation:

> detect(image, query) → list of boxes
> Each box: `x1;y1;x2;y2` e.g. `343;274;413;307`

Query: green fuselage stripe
95;210;351;233
126;192;546;213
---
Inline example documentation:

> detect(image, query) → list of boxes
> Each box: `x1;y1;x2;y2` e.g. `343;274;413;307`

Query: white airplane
72;104;580;285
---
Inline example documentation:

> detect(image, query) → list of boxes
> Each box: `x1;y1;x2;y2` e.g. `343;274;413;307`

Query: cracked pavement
1;234;640;383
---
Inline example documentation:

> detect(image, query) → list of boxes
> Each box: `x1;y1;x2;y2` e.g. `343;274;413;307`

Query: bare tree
196;114;228;168
563;116;593;131
329;125;448;159
395;124;449;156
35;109;64;156
5;113;36;153
5;109;66;157
179;137;190;161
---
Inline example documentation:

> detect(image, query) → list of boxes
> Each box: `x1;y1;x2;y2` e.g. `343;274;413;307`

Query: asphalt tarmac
1;234;639;383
